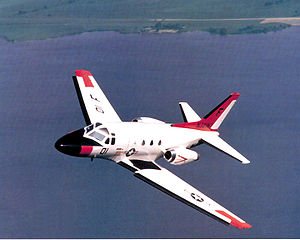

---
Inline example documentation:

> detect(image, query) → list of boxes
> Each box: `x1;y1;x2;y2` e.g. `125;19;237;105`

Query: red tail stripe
172;93;240;131
171;122;216;131
202;93;239;123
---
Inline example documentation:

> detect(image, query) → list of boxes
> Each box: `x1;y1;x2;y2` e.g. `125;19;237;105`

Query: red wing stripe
75;70;94;88
216;210;252;229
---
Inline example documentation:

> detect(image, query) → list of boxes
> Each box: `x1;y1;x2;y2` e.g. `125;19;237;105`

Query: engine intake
164;148;199;165
131;117;165;124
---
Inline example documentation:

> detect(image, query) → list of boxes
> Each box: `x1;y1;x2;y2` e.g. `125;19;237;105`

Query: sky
1;28;300;238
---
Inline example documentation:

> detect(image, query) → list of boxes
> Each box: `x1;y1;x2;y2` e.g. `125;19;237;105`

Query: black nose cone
55;129;85;156
55;135;81;156
55;128;101;157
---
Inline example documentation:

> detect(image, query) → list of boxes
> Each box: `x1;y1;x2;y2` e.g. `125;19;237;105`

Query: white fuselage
54;70;252;229
84;121;217;162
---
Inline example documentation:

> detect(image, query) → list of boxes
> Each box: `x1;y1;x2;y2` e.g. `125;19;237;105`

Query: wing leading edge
73;70;121;125
118;158;252;229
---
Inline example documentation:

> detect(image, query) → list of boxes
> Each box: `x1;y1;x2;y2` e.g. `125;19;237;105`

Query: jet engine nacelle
164;148;199;165
132;117;165;124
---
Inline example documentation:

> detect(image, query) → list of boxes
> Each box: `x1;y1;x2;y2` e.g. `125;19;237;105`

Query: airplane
55;70;252;229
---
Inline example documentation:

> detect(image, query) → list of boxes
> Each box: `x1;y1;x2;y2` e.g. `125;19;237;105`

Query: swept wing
118;158;251;229
73;70;121;124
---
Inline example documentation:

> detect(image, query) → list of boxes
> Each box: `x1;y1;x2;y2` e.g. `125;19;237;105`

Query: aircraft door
110;127;130;161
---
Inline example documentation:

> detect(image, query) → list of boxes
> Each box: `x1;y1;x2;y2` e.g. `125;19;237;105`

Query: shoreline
1;21;298;43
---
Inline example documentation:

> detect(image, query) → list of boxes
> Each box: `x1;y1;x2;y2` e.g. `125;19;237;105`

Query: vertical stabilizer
201;93;240;130
172;93;240;131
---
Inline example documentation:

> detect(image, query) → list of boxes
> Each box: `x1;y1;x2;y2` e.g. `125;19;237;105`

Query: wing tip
230;220;252;229
241;157;250;164
75;70;94;88
75;69;92;77
216;210;252;229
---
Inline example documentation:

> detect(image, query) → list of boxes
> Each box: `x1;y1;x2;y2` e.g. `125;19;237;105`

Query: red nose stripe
75;70;94;88
216;210;252;229
80;146;93;155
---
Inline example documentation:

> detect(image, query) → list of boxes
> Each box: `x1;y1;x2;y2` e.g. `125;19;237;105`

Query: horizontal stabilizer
179;102;201;122
202;134;250;164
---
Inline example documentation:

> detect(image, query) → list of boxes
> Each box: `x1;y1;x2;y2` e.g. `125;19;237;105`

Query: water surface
0;28;300;238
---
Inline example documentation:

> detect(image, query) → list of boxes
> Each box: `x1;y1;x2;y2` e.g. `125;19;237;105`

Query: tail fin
172;93;240;131
200;93;240;130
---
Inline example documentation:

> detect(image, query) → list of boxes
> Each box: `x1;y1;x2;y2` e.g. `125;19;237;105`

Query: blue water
0;28;300;238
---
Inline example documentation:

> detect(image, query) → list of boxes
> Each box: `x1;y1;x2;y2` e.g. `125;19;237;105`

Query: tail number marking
100;148;109;154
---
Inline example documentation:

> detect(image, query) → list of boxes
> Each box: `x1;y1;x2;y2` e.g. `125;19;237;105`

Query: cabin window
158;140;162;146
142;140;145;146
150;140;153;146
111;133;115;145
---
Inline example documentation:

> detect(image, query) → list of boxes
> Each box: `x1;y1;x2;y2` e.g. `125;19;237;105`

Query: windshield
86;124;94;133
89;131;106;141
85;122;102;134
88;127;109;142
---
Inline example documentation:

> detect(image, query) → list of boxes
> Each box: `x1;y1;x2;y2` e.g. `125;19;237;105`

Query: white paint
179;102;201;122
61;71;252;228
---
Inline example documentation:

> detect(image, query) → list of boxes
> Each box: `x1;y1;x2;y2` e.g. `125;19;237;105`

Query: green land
1;0;300;41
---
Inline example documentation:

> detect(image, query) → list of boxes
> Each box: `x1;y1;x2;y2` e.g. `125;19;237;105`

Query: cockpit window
85;122;102;134
88;127;109;142
89;131;106;141
86;124;94;133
